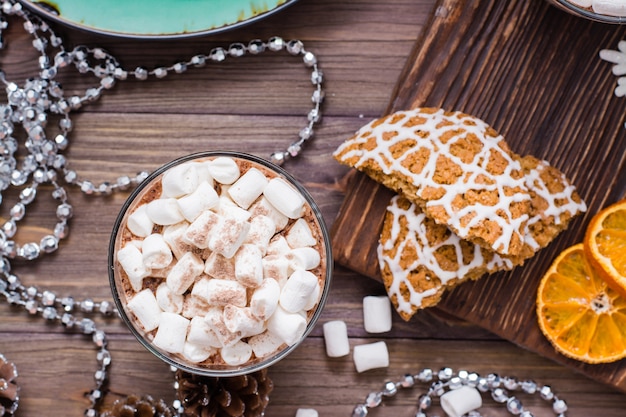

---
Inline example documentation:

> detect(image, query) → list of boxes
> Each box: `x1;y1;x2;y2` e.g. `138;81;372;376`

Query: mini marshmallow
353;341;389;373
217;195;252;222
234;244;264;288
279;270;319;313
363;295;392;334
182;295;211;319
127;204;154;237
162;222;193;259
594;0;626;17
142;233;173;269
243;215;276;255
183;210;221;249
440;386;482;417
187;316;222;347
208;216;250;258
266;235;292;256
146;198;185;225
248;330;284;358
127;288;162;332
161;162;199;198
262;255;291;287
204;251;235;279
192;277;247;307
204;307;242;347
208;156;240;184
166;252;204;295
220;340;253;366
302;281;321;311
322;320;350;358
263;177;306;219
286;218;317;248
228;167;269;209
295;409;319;417
250;278;280;320
177;180;220;222
155;282;184;314
182;342;216;364
267;305;307;346
152;312;190;354
249;196;289;232
286;247;321;271
223;305;265;337
117;244;151;292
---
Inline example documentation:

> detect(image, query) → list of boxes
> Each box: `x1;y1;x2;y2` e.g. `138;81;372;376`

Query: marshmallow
322;321;350;358
183;210;221;249
192;277;247;307
182;342;216;363
248;330;284;358
440;386;482;417
177;180;220;222
166;252;204;295
204;307;242;347
228;167;269;209
243;215;276;255
568;0;592;6
223;305;265;337
155;282;184;314
142;233;173;269
220;340;253;366
280;270;319;313
117;244;151;292
250;278;280;320
203;251;236;279
295;409;319;417
152;312;190;354
187;316;222;347
263;177;306;219
353;341;389;373
234;244;264;287
146;198;185;225
217;195;252;222
267;305;307;346
182;295;211;319
302;281;321;311
363;296;393;334
208;216;250;258
127;288;162;332
594;0;626;16
249;196;289;232
127;204;154;237
262;255;291;287
162;222;193;259
267;235;292;256
286;247;321;271
286;218;317;248
208;156;240;184
161;162;199;198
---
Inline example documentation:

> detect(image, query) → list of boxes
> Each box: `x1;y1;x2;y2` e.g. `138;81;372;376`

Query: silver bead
382;381;397;396
287;39;304;55
506;396;523;414
270;151;287;166
80;298;95;313
40;235;58;253
449;376;462;390
308;108;321;123
400;374;415;388
417;394;431;409
229;42;245;57
553;399;567;413
268;36;285;51
312;88;325;104
491;387;508;403
210;47;226;62
100;76;115;89
303;51;317;67
352;404;368;417
416;368;433;382
134;67;149;80
56;203;73;220
114;67;128;80
190;54;206;67
520;380;537;394
153;67;168;78
299;126;313;140
438;367;453;381
503;376;519;390
173;62;187;73
539;385;553;400
248;40;265;54
42;306;57;320
80;180;95;194
365;392;381;407
42;290;56;306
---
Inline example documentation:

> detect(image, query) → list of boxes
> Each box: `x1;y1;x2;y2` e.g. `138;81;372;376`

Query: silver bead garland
353;367;568;417
0;0;324;415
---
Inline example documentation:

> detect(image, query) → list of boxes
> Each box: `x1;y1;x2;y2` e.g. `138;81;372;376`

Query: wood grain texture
331;0;626;393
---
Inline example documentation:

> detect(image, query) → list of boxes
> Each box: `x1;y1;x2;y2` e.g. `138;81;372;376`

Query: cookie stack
334;107;586;320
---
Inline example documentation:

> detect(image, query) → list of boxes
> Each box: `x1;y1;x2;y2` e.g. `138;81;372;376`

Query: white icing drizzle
378;195;512;316
335;108;531;256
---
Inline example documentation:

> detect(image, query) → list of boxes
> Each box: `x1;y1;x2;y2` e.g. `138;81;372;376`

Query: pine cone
0;353;19;417
175;369;273;417
100;394;175;417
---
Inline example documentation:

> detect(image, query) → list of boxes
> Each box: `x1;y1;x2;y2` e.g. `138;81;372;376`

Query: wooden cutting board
331;0;626;392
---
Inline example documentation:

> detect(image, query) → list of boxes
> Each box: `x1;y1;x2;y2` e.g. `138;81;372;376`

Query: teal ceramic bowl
21;0;298;39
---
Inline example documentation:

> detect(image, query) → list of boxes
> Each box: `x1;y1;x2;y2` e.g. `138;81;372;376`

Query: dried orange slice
584;199;626;298
536;243;626;363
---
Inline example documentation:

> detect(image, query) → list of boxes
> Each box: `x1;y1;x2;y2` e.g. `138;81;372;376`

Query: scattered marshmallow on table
353;341;389;373
440;386;482;417
322;320;350;357
295;409;319;417
363;295;393;333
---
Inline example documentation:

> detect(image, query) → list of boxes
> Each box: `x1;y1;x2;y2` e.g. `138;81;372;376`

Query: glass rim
108;150;333;377
549;0;626;24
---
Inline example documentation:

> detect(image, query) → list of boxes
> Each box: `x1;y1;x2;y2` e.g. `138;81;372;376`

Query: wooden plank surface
1;0;626;416
331;0;626;393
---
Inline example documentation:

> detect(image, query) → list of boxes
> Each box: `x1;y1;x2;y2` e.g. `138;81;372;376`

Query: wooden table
1;0;626;416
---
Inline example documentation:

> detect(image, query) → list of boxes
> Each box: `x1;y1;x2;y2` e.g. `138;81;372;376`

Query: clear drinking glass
545;0;626;23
